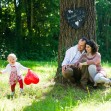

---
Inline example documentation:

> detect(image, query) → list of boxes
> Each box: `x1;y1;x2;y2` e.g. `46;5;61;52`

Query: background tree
56;0;96;82
14;0;22;55
96;0;111;61
0;0;59;60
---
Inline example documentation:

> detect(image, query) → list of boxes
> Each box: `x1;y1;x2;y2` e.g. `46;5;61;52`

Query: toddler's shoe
20;88;23;93
20;88;25;95
11;92;15;96
10;92;15;98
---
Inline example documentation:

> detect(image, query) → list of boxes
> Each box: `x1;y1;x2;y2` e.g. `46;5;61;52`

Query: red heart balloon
24;69;39;85
24;76;31;85
28;70;39;84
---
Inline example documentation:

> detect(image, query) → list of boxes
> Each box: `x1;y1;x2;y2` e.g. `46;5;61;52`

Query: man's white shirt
62;45;85;66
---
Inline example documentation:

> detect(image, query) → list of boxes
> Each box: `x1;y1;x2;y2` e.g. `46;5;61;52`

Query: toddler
0;53;28;96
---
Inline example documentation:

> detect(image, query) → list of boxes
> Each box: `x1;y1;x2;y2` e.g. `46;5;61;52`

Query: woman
75;40;111;87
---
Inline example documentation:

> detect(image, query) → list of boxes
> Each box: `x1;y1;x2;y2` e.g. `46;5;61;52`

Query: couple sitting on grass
62;37;111;90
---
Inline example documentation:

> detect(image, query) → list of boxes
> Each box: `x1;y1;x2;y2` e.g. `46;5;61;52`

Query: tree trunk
0;1;1;20
55;0;96;83
14;0;22;55
25;0;33;36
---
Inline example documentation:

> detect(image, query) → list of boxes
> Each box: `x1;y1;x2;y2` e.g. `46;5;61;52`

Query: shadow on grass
23;81;111;111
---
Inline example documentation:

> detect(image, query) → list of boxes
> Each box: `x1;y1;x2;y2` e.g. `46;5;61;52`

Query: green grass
0;60;111;111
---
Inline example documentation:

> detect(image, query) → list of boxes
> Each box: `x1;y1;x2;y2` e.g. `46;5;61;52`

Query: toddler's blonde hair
7;53;17;61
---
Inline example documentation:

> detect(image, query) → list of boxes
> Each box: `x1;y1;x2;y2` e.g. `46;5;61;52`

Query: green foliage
0;0;59;60
96;0;111;61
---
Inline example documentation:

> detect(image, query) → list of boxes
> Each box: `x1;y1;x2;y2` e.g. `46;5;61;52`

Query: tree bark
55;0;96;83
14;0;22;55
25;0;33;36
0;1;2;36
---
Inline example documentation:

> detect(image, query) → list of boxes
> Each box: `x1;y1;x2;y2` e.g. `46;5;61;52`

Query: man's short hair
81;36;88;43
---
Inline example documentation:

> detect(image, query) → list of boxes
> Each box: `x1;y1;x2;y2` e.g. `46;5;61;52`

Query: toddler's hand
28;68;30;71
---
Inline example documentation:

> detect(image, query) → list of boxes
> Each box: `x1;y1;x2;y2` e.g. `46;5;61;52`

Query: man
62;37;91;89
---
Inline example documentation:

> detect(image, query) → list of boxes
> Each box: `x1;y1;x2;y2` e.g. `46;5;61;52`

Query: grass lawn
0;60;111;111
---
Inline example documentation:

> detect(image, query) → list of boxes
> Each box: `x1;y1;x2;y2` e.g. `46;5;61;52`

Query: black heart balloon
64;7;87;29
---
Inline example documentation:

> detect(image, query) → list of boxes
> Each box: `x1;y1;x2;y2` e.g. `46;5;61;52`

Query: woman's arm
69;53;87;67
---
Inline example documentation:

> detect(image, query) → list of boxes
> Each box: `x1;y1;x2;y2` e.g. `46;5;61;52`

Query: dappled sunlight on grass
72;101;111;111
0;96;32;111
99;62;111;77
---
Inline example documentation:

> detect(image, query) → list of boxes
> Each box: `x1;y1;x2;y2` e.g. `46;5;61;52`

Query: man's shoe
109;79;111;86
93;86;97;89
104;79;111;87
80;84;88;91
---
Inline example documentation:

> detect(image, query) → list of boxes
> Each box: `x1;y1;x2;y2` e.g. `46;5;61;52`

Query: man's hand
68;64;75;68
78;63;83;69
78;62;87;69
